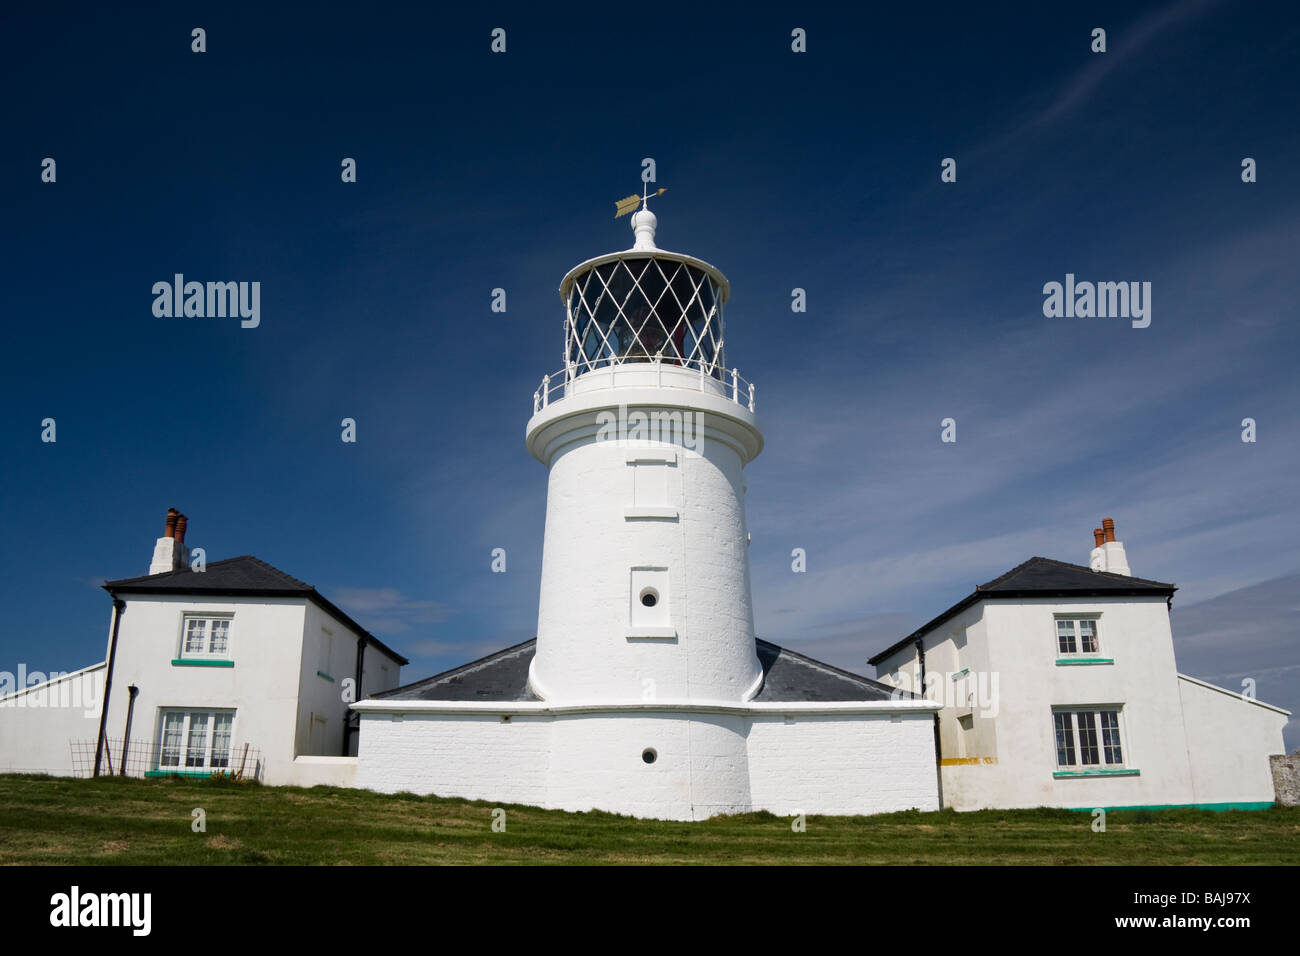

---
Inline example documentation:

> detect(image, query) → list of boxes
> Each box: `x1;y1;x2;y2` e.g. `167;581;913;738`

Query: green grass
0;773;1295;865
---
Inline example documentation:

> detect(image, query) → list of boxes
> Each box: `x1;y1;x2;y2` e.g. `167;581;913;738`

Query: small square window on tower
627;567;674;640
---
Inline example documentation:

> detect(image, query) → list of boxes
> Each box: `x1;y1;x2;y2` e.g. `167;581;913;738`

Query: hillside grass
0;773;1295;865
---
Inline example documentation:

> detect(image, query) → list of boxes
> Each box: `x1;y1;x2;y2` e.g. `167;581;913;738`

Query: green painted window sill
1056;657;1114;666
145;769;227;778
951;668;970;680
1054;768;1140;778
171;658;234;667
317;670;334;682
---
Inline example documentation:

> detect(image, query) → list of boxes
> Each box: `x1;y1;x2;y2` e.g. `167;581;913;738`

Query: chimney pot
164;508;179;538
175;514;188;546
1102;517;1116;542
1093;528;1105;547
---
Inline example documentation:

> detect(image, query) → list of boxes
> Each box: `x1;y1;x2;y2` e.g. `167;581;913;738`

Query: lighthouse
354;192;941;821
526;195;765;705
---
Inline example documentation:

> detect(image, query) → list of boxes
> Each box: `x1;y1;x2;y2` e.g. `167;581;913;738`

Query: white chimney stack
148;508;190;574
1089;527;1106;572
1089;517;1130;576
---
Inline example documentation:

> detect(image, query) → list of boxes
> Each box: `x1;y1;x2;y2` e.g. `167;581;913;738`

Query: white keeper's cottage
869;518;1289;811
0;509;407;787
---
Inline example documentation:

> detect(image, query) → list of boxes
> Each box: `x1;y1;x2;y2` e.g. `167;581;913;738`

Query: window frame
1051;706;1128;770
1053;613;1102;659
156;708;237;773
177;613;234;661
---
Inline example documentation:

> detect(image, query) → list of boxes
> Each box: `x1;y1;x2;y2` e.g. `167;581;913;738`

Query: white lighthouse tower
526;194;765;705
354;192;940;821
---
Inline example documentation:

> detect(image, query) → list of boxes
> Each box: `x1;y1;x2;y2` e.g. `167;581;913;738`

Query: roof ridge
1010;555;1176;589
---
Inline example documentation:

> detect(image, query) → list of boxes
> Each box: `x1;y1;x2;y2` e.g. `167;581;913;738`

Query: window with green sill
178;614;233;662
1053;707;1127;771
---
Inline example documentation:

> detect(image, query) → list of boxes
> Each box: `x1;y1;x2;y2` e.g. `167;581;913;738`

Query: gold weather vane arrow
615;187;666;218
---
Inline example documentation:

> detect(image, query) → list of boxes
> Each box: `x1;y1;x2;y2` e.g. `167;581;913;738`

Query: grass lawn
0;773;1295;865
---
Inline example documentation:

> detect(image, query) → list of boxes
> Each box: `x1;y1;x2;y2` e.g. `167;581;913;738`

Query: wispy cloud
331;587;450;635
968;0;1226;163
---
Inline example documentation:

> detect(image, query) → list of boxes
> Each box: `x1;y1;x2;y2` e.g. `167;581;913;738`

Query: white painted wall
876;593;1288;811
1178;675;1287;805
0;663;105;774
746;712;939;815
98;595;308;785
974;597;1195;810
1;590;403;786
289;755;358;789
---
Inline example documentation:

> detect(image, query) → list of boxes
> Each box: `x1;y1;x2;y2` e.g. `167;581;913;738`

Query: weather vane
614;183;667;218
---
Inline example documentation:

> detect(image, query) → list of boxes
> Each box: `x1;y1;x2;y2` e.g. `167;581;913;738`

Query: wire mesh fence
69;737;264;781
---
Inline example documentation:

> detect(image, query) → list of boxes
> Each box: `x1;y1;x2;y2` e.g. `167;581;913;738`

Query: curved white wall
527;383;764;704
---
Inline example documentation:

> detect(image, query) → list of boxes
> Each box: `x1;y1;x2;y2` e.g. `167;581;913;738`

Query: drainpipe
93;595;126;777
918;636;942;800
119;684;139;776
343;635;367;756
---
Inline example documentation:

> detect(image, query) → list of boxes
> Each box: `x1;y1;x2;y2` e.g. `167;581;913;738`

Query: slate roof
867;556;1176;666
374;638;902;703
104;555;409;665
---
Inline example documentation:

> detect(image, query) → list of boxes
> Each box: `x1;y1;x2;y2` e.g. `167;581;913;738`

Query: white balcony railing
533;356;756;415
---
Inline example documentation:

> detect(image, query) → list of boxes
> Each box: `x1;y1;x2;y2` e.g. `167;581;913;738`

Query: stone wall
1269;753;1300;806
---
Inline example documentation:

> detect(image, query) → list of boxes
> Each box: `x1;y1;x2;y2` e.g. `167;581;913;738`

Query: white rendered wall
884;597;1203;810
1177;676;1287;806
0;594;403;785
978;598;1192;809
288;755;358;789
0;663;105;774
97;595;308;785
527;383;764;704
355;707;940;820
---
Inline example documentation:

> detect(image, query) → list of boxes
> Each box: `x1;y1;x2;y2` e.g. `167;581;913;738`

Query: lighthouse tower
525;197;765;705
354;193;939;822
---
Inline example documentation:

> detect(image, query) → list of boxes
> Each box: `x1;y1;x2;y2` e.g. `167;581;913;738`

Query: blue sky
2;2;1297;744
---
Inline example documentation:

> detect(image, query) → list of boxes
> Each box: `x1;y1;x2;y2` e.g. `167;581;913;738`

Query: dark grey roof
106;555;314;594
104;555;409;665
867;556;1176;666
979;557;1174;595
374;640;541;702
752;640;900;701
374;638;902;703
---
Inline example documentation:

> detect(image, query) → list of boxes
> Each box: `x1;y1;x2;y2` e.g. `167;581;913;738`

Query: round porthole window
640;588;658;608
642;748;657;764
